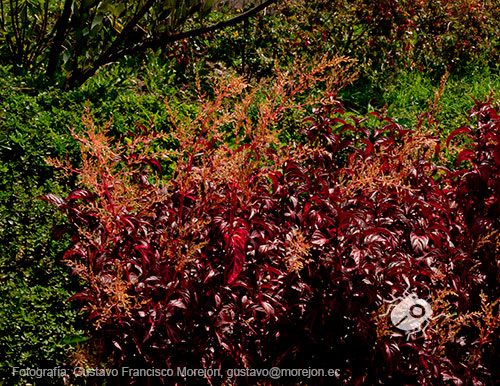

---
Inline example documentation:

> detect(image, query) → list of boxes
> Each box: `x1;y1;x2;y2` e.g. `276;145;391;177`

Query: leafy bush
0;83;83;383
195;0;500;82
446;97;500;305
190;0;500;126
40;60;500;385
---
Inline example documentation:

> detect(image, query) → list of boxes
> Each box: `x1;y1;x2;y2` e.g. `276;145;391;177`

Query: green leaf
62;50;70;64
61;335;89;345
91;14;104;30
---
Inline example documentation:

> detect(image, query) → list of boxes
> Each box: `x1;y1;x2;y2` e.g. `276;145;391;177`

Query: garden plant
1;0;500;385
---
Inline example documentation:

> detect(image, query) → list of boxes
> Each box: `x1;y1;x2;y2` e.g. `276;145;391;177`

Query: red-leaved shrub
41;68;499;385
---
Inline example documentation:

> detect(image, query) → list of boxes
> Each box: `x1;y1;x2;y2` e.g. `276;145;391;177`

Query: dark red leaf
225;226;248;284
445;126;473;146
66;189;95;202
38;193;65;207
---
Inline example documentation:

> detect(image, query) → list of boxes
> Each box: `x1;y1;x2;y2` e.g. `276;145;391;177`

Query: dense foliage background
1;0;499;385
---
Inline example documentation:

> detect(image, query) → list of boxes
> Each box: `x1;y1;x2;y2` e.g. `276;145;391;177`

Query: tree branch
133;0;277;54
67;0;278;89
46;0;74;79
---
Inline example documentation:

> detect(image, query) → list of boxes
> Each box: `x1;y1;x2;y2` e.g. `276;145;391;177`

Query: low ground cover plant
40;58;500;385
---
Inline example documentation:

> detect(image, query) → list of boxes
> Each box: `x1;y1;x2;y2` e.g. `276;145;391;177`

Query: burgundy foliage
41;99;500;385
